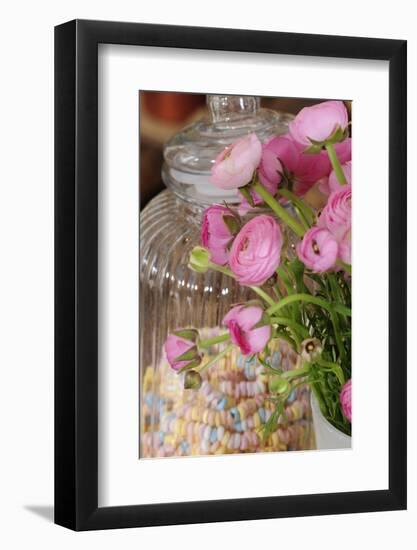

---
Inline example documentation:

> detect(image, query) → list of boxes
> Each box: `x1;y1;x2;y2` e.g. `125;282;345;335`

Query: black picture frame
55;19;407;531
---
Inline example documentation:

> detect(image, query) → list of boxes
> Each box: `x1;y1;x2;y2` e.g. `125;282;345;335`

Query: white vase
310;393;351;450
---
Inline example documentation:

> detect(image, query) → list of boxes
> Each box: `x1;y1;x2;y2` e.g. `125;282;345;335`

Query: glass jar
140;95;313;458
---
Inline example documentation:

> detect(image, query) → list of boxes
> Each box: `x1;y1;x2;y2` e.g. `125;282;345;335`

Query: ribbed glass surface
139;190;313;458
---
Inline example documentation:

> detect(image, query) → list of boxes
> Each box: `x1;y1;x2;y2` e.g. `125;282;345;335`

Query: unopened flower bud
164;333;201;372
269;376;289;395
188;246;211;273
301;338;323;362
184;370;203;390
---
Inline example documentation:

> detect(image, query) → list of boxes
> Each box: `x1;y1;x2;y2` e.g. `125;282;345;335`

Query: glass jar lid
162;95;293;206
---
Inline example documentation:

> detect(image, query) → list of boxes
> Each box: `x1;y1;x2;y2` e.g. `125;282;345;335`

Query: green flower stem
199;333;230;349
208;261;234;277
267;293;349;361
325;143;347;185
293;208;310;231
330;310;346;363
208;261;276;307
252;181;305;238
275;265;301;322
270;316;310;339
281;364;310;381
198;343;234;372
288;330;301;351
325;273;348;361
266;293;351;318
327;272;343;303
272;284;283;300
250;286;277;307
276;265;294;297
277;189;315;226
317;359;346;385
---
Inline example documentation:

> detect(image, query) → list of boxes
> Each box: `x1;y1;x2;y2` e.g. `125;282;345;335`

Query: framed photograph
55;19;407;530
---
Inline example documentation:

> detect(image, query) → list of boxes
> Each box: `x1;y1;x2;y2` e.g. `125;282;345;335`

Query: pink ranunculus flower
338;231;351;264
209;133;262;190
258;135;330;197
201;205;234;265
223;304;271;355
289;100;349;147
340;379;352;422
319;185;352;242
164;334;198;371
237;136;296;212
229;215;282;286
291;147;330;196
258;135;299;189
297;226;339;272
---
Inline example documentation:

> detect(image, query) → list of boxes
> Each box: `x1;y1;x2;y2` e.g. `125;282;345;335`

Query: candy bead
193;422;200;439
217;397;227;410
215;412;221;427
141;335;311;457
237;404;246;420
230;407;240;423
222;431;231;446
278;428;290;445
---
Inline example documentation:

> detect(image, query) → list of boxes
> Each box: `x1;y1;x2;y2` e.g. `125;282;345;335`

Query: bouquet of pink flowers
164;100;352;437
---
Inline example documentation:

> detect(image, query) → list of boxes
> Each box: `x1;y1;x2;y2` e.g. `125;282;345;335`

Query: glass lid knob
207;95;260;123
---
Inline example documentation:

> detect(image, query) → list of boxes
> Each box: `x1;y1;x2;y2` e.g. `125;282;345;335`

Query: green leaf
252;311;272;330
178;358;203;373
326;125;346;145
174;346;199;362
239;185;254;207
173;328;199;343
278;189;315;227
286;258;308;294
223;215;240;235
303;142;323;154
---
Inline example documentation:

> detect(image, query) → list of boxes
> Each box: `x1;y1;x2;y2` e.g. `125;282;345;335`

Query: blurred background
139;92;339;209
